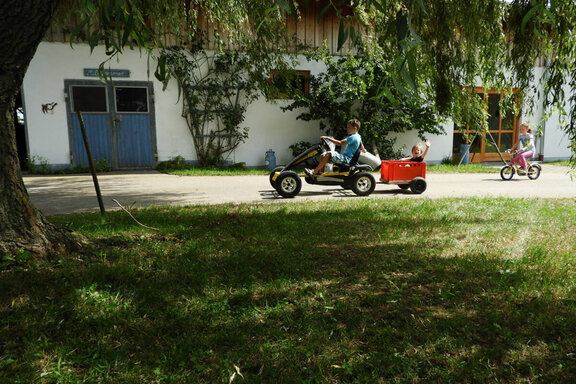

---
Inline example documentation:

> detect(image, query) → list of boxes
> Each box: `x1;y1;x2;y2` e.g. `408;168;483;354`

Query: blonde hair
520;122;533;134
412;143;424;152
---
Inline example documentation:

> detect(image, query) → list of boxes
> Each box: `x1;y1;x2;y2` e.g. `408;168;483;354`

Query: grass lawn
164;163;501;176
2;198;576;383
160;159;573;177
166;167;270;176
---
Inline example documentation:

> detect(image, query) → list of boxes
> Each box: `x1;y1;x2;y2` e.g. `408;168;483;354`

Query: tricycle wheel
269;166;284;188
351;172;375;196
500;165;514;180
275;171;302;198
409;177;427;194
527;165;541;180
398;184;410;190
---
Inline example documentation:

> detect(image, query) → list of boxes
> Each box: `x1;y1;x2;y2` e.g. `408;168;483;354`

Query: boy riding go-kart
269;137;376;198
270;119;379;198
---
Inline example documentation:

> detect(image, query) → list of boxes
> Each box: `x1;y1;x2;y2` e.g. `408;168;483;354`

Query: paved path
24;165;575;215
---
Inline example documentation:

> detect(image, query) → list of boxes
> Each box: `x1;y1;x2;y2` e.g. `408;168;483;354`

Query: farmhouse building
15;5;572;171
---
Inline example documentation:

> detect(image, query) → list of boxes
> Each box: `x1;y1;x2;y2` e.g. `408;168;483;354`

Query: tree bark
0;0;86;258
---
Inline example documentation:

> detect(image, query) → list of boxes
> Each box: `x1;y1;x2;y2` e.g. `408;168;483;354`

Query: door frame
64;79;157;169
453;87;520;163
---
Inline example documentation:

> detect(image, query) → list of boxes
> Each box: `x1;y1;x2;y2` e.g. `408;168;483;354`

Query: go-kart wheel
351;172;375;196
269;166;284;188
500;165;514;180
342;181;352;190
275;171;302;198
398;184;410;190
527;165;541;180
409;177;427;194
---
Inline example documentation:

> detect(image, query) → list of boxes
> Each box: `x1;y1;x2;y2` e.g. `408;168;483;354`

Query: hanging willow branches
54;0;576;161
355;0;576;154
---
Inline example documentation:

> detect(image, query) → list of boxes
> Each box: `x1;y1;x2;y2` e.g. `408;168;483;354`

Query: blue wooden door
68;82;155;169
114;86;154;168
70;85;113;167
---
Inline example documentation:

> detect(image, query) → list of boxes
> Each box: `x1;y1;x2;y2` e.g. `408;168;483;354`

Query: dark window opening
71;86;107;113
115;87;149;112
269;70;310;99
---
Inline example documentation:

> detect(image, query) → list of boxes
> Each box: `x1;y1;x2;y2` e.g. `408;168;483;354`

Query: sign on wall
83;68;130;78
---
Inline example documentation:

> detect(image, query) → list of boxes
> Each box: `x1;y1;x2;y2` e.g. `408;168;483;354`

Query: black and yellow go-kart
269;138;376;198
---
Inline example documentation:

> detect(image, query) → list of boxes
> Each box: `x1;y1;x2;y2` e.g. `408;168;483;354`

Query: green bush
156;156;191;171
289;141;312;156
282;48;445;157
26;155;50;174
441;155;459;165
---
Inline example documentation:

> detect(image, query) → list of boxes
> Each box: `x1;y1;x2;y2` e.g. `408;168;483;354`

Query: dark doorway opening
15;92;28;171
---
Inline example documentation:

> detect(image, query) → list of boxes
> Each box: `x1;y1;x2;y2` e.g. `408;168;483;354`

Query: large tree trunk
0;0;85;258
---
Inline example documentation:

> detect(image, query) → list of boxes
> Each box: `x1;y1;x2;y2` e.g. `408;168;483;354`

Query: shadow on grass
2;203;576;382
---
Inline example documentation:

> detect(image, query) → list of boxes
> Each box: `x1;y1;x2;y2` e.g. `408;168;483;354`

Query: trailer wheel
398;184;410;190
409;177;427;194
275;171;302;198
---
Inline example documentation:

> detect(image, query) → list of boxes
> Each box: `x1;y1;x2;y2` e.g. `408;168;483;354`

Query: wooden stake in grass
76;110;105;216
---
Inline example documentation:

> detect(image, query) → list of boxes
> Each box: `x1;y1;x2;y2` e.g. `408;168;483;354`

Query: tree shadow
2;205;575;382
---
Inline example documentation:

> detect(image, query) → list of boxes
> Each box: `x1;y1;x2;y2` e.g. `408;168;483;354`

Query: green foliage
156;156;191;171
441;155;459;166
160;48;259;167
164;163;272;176
288;141;312;156
427;163;499;173
156;156;258;175
356;1;576;160
282;47;443;157
48;0;576;165
53;0;576;163
26;155;50;175
56;1;298;167
26;155;111;175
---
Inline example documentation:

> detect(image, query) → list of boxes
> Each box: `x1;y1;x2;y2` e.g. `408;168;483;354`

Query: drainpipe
539;61;549;161
539;119;545;161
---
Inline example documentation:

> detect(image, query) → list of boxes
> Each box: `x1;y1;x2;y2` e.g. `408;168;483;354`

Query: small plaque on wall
83;68;130;78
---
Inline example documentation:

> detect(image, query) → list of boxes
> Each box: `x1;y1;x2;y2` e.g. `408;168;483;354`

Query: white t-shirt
519;133;535;154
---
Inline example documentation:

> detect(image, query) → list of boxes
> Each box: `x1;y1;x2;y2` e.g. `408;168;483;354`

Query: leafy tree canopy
347;0;576;157
56;1;576;159
281;47;443;158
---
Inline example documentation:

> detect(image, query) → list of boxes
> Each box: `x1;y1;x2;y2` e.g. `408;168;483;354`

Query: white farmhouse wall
237;98;322;166
23;43;327;168
23;42;195;167
540;112;573;160
236;55;327;166
23;43;73;166
22;43;572;169
516;66;572;161
389;120;454;162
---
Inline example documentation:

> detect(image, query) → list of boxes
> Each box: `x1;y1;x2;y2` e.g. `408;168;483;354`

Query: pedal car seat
337;146;372;174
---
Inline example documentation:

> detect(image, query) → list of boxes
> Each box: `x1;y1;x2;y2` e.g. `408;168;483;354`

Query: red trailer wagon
380;161;427;194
